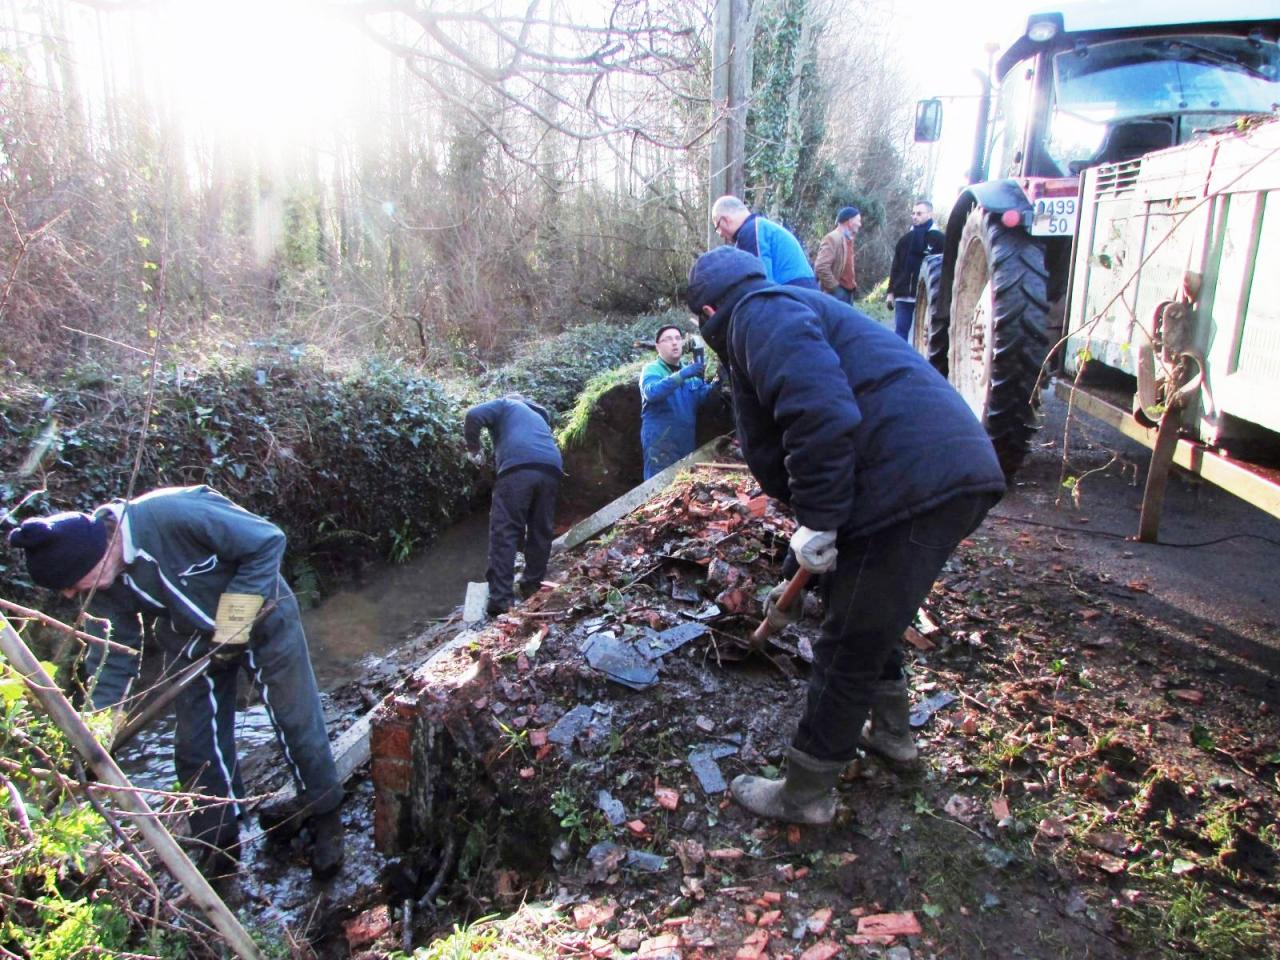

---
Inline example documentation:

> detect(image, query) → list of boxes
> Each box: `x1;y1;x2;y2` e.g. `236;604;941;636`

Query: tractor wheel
948;206;1050;477
912;253;947;375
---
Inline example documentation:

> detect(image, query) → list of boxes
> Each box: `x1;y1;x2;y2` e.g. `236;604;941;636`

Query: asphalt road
989;384;1280;698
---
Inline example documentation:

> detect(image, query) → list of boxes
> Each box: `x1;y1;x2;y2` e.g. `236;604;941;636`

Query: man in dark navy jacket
465;394;564;616
686;246;1005;825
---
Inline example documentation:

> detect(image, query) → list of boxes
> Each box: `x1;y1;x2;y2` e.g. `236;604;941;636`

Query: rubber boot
860;679;919;764
190;830;241;881
309;808;345;881
729;746;845;825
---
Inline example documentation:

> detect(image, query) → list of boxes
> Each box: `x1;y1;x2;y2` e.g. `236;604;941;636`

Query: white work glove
211;592;264;651
763;581;802;631
790;526;837;574
467;450;485;467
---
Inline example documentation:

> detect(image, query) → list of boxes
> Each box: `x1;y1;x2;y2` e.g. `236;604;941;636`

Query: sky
44;0;1044;208
897;0;1043;209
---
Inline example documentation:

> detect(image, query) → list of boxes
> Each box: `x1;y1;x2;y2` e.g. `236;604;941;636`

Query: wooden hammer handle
750;568;812;647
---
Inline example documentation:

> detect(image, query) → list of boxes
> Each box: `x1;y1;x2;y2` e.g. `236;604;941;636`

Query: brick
373;791;405;854
371;757;412;794
856;912;922;938
370;719;413;761
344;904;391;950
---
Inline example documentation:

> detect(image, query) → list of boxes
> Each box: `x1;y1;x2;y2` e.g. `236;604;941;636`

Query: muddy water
117;509;493;790
303;510;492;691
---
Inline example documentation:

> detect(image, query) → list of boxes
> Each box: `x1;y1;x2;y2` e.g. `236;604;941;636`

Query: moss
557;360;647;450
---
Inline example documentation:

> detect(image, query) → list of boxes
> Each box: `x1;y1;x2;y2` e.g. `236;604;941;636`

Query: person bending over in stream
686;246;1005;825
8;485;345;880
464;393;564;617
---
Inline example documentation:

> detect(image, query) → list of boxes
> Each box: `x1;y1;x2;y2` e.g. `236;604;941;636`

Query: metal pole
0;613;263;960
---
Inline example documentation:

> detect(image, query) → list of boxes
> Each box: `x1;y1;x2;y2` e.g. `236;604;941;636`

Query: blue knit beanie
836;206;860;224
8;511;108;590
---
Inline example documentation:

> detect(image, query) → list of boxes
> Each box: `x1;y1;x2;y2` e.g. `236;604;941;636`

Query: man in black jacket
465;394;564;616
886;200;945;340
686;246;1005;825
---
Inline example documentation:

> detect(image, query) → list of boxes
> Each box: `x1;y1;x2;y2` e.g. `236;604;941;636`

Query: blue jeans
792;493;998;761
829;287;855;305
893;299;915;340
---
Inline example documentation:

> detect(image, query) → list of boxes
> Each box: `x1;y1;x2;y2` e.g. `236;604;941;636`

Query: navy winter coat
464;396;564;476
687;247;1005;537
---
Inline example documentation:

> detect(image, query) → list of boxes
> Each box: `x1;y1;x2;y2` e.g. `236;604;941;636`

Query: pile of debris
345;459;1280;959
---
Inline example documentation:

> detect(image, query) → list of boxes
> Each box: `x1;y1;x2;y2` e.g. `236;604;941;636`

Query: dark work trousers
792;492;999;762
170;580;341;848
487;466;561;610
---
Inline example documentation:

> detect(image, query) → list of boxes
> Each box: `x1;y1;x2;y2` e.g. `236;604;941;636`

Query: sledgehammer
749;568;811;651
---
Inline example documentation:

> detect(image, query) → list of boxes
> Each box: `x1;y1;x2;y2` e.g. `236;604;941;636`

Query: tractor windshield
1045;34;1280;171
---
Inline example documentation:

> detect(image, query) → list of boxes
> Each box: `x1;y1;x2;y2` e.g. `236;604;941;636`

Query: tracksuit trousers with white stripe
169;578;341;848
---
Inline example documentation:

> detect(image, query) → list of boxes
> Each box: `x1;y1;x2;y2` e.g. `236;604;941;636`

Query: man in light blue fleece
9;485;344;880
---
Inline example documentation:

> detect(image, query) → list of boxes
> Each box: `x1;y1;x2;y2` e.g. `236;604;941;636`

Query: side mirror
914;99;943;143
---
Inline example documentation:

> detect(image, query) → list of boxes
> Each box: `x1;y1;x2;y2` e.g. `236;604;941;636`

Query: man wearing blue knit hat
815;206;862;304
8;486;344;881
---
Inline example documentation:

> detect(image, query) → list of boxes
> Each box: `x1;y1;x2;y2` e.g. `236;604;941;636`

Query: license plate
1030;196;1077;236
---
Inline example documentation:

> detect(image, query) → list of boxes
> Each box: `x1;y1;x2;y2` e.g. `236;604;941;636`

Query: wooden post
0;614;263;960
708;0;750;245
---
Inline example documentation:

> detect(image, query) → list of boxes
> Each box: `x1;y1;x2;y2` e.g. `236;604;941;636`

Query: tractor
913;3;1280;537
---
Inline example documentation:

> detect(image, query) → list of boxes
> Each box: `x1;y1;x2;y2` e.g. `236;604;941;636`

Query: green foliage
550;788;595;846
394;917;499;960
0;653;194;957
558;360;647;450
0;357;478;601
1121;883;1270;959
481;312;666;421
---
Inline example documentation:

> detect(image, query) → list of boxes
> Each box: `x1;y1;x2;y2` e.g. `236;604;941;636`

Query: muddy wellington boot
730;746;845;825
860;678;919;764
190;831;241;882
309;809;345;881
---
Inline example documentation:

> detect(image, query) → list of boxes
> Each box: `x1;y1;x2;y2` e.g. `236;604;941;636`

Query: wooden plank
552;435;731;553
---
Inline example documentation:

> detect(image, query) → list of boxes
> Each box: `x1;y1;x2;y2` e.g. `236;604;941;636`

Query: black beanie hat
8;511;109;590
837;206;860;223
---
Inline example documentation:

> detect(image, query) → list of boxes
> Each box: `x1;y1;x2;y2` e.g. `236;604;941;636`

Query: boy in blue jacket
686;246;1005;826
9;486;344;879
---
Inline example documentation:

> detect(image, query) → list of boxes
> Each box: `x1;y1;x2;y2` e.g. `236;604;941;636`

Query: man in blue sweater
464;394;564;616
639;324;713;479
686;246;1005;826
712;195;818;289
8;486;344;879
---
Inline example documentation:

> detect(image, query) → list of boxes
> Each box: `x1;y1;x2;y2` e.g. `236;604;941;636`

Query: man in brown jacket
814;206;862;304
